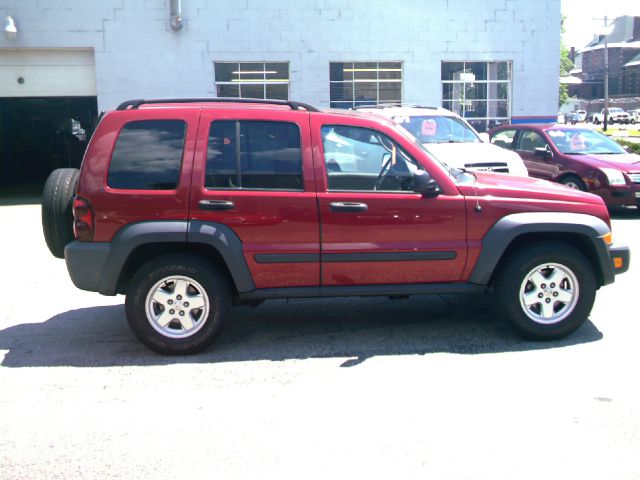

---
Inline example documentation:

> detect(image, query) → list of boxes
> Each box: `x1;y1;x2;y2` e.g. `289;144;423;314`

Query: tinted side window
108;120;186;190
206;121;302;190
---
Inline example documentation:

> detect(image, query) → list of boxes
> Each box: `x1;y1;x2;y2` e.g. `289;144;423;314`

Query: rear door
189;108;320;289
311;116;468;287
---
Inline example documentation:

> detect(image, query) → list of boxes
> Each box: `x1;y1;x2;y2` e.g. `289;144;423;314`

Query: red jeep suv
42;99;629;354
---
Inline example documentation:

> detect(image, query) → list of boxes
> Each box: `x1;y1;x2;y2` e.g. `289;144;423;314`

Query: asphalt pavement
1;201;638;480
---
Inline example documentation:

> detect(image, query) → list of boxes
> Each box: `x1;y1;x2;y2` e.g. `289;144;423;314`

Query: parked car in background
575;110;587;122
356;106;528;176
592;107;631;125
564;112;580;125
628;109;640;124
489;124;640;208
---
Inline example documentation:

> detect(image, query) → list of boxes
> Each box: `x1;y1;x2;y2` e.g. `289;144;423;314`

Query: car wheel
495;242;596;340
41;168;79;259
559;175;586;191
125;254;231;355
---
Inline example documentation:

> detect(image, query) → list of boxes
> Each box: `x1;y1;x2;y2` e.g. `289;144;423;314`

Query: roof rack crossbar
116;98;319;112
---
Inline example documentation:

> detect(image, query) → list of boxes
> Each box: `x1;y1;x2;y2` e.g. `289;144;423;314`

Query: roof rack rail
116;98;319;112
352;103;439;110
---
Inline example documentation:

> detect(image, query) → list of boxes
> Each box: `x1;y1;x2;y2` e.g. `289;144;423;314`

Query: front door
311;118;467;287
514;129;556;180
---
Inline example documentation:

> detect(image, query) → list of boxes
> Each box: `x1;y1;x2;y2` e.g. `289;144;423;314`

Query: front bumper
609;242;630;276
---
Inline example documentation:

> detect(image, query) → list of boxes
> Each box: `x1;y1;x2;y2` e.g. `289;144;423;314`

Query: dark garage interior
0;97;98;194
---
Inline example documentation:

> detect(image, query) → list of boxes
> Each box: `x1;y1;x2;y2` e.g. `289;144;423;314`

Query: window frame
441;61;512;132
329;61;403;109
214;61;290;100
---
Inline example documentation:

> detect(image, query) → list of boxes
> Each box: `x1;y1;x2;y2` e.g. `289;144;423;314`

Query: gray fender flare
468;212;612;285
95;220;254;295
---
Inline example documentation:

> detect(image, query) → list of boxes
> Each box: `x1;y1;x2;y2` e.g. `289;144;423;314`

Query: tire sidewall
496;243;596;340
126;255;230;355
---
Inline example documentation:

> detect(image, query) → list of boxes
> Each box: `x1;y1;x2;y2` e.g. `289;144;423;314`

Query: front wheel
125;255;231;355
495;242;596;340
560;175;586;191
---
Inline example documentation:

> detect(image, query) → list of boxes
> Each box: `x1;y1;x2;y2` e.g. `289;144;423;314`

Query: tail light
73;196;94;241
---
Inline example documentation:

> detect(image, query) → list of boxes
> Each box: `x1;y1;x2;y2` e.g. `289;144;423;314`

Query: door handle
198;199;235;211
329;202;368;212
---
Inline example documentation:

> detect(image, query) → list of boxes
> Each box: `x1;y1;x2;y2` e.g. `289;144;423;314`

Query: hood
457;171;604;205
424;141;528;175
566;152;640;170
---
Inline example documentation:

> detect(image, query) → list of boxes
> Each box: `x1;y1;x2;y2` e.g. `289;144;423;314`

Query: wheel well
487;232;605;288
116;243;237;295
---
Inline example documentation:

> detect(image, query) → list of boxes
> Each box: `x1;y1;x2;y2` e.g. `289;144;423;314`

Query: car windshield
609;108;623;113
547;128;626;155
390;122;454;178
392;115;480;144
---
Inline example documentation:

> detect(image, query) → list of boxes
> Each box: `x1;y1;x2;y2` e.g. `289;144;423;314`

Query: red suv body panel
80;108;200;242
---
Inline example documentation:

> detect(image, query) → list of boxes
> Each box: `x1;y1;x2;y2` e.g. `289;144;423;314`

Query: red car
41;99;629;354
489;124;640;208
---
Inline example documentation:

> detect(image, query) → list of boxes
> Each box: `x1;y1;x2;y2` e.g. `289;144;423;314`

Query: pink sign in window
421;120;437;136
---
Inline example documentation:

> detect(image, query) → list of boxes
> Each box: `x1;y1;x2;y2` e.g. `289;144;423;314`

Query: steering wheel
373;153;392;190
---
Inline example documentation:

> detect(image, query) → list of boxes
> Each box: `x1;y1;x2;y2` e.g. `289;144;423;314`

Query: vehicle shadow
609;206;640;220
0;294;603;368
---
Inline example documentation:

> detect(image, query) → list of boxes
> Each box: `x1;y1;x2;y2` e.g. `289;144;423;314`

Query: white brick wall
0;0;560;118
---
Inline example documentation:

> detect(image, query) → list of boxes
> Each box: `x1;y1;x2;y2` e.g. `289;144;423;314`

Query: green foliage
559;16;574;108
613;138;640;154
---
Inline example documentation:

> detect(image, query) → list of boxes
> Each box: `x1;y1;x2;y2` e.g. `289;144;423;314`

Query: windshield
547;128;626;155
392;115;480;144
389;122;454;177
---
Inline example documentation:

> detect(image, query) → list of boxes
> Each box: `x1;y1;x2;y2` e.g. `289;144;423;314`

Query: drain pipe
169;0;183;31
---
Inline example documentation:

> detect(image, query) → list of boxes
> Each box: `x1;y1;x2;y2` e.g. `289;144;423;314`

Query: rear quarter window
107;120;186;190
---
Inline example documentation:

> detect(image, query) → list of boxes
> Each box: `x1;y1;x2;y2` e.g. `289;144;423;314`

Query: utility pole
603;16;609;132
593;16;612;131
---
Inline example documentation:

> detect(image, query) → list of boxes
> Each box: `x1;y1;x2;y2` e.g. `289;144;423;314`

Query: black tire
494;242;596;340
594;118;600;125
559;175;586;191
125;254;231;355
42;168;79;259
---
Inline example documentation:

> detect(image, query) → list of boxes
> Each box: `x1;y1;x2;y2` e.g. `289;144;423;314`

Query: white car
356;106;528;176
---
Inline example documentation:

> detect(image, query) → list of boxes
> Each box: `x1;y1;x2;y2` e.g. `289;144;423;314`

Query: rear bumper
65;241;113;294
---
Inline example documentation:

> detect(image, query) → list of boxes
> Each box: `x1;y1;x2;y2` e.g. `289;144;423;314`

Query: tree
559;16;574;108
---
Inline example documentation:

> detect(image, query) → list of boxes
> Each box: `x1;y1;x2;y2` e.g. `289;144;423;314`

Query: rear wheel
495;242;596;340
560;175;586;191
125;255;231;355
41;168;79;258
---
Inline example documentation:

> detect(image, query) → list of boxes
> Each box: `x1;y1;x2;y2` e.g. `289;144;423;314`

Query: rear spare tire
42;168;79;259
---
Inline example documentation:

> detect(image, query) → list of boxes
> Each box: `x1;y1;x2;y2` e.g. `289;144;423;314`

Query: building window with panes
329;61;402;109
214;62;289;100
441;61;512;132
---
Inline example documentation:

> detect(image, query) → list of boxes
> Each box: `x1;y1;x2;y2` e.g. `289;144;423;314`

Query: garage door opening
0;96;98;193
0;48;98;197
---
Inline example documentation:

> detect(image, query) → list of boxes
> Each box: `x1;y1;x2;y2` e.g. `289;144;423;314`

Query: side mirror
413;171;441;198
534;147;551;159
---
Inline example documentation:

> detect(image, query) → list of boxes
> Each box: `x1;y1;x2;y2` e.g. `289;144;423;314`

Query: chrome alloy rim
145;276;210;338
563;181;581;190
519;263;579;325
